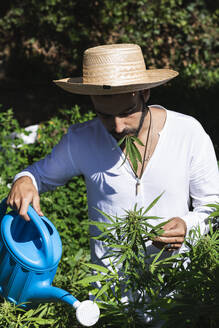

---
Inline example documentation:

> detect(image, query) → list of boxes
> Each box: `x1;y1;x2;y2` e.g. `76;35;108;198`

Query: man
7;43;219;264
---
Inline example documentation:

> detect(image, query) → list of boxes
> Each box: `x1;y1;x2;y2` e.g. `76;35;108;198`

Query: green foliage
91;194;167;274
0;106;95;258
0;301;56;327
0;0;218;87
0;107;29;187
205;203;219;232
158;226;219;328
206;202;219;219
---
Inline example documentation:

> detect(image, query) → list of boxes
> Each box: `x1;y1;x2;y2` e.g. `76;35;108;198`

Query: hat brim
53;69;178;95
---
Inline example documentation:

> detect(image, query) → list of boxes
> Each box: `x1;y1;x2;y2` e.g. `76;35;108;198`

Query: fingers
18;198;31;222
161;217;186;236
32;195;44;217
6;177;43;222
158;217;186;238
154;235;185;244
152;240;183;251
7;194;32;222
153;232;185;246
160;229;185;237
152;217;187;251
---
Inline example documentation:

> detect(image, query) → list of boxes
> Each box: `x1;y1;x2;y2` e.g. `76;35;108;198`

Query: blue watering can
0;199;100;327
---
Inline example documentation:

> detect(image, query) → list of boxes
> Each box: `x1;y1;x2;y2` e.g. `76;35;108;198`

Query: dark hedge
0;0;218;155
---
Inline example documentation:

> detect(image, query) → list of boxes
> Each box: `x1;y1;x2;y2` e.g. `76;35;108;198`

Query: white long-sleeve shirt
14;106;219;263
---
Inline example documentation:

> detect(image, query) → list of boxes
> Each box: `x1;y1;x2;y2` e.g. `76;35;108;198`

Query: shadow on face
90;89;150;115
90;90;150;140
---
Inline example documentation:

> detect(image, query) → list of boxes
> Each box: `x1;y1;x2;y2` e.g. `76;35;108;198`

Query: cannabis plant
77;194;180;327
157;223;219;328
206;202;219;231
0;301;56;327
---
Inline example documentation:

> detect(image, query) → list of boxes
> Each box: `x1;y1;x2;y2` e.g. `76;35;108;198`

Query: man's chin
111;134;124;141
110;129;138;141
111;133;129;141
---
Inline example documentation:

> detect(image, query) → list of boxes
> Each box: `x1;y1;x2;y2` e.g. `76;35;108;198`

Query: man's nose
113;116;126;133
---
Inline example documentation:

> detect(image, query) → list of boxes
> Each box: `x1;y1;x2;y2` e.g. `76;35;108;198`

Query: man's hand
7;176;43;221
152;217;187;251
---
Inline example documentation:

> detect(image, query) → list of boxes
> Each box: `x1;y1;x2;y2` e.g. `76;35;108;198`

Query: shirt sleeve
14;127;81;193
181;128;219;236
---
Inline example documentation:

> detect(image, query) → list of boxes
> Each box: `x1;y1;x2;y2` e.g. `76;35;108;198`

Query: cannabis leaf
117;135;144;174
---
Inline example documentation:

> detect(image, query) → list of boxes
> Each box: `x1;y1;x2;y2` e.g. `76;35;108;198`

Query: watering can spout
28;285;79;308
28;285;100;326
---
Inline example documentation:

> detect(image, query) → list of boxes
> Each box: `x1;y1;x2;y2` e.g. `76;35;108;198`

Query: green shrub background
0;107;95;255
1;0;218;87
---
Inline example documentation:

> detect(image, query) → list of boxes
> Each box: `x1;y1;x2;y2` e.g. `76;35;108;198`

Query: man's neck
137;107;151;142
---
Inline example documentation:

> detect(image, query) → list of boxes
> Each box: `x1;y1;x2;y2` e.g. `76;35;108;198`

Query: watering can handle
1;198;53;262
26;204;53;260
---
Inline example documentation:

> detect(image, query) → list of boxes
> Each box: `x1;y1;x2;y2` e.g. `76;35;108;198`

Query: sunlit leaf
77;273;105;285
95;281;112;300
83;262;110;274
144;192;165;214
131;136;144;146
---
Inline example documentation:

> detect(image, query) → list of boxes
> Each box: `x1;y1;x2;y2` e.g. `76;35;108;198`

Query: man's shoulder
167;109;205;132
68;117;103;136
66;117;109;147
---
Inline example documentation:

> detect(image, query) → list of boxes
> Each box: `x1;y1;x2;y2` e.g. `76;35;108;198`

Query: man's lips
110;129;138;140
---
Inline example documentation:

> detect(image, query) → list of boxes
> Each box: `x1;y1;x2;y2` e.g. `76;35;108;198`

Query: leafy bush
0;301;56;327
0;106;95;254
0;0;218;158
0;0;218;88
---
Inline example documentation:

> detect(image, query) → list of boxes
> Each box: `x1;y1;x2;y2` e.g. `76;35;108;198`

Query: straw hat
54;43;178;95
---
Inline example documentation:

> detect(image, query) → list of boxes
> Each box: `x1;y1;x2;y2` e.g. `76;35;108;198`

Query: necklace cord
139;106;152;179
135;95;148;137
